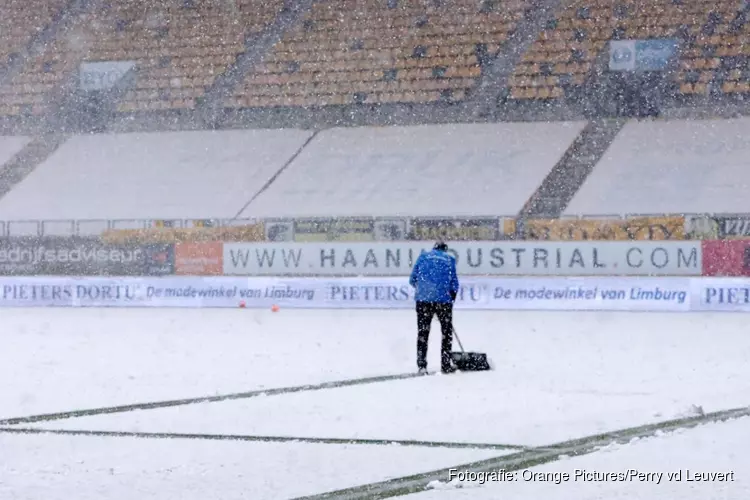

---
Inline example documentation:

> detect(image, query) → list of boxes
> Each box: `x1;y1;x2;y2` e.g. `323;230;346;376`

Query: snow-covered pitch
2;308;750;499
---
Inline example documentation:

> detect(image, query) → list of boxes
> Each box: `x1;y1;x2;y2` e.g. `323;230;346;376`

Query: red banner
702;240;750;276
174;242;223;275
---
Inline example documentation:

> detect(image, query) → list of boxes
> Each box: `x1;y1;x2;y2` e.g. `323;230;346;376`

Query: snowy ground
0;432;501;500
413;417;750;499
2;308;750;499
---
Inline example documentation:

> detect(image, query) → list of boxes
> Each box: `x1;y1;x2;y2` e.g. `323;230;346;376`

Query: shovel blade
451;351;492;371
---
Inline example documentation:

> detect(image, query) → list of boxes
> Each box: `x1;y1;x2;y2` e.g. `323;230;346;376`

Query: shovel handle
453;327;465;353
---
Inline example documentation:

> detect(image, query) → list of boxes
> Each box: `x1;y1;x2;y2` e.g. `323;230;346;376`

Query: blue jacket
409;249;460;303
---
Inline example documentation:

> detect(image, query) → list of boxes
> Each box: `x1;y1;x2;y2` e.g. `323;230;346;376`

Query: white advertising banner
222;241;702;277
0;276;693;312
320;276;691;311
690;277;750;312
0;276;322;308
486;277;691;311
0;276;151;308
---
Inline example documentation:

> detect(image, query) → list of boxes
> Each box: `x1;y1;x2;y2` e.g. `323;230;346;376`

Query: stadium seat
229;0;529;108
0;0;282;116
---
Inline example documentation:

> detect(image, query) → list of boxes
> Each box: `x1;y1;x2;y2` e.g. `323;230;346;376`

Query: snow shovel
450;329;492;371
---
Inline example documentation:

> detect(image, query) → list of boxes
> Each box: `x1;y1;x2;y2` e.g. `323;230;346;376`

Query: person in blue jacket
409;240;460;374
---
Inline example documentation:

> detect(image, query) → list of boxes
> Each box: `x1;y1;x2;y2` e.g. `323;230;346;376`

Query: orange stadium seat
510;0;742;100
0;0;69;116
676;2;750;96
0;0;69;71
0;0;282;116
228;0;530;108
3;0;744;115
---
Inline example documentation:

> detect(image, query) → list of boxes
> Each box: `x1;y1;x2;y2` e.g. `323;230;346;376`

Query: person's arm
449;259;459;302
409;255;423;288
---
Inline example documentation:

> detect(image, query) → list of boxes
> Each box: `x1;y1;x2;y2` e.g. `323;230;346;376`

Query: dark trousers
416;301;454;370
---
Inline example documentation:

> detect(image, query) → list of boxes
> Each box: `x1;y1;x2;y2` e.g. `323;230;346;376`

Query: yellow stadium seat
1;0;283;113
232;0;531;108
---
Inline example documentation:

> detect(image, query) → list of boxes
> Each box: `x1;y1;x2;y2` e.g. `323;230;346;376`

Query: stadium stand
565;117;750;215
0;0;748;119
2;0;747;119
508;0;745;100
0;0;70;115
0;129;313;225
0;0;749;238
242;122;584;217
0;0;284;116
227;0;531;108
676;0;750;96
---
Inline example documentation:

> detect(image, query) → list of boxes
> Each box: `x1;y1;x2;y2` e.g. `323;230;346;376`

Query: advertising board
701;240;750;277
519;216;685;241
0;237;173;276
222;241;701;276
0;275;691;312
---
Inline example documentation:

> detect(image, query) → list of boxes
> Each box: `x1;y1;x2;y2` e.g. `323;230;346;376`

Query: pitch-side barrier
0;276;746;312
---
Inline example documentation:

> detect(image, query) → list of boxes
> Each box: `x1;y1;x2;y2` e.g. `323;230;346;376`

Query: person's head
434;240;448;252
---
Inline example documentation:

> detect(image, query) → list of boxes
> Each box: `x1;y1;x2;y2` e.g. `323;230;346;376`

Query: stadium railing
0;213;737;241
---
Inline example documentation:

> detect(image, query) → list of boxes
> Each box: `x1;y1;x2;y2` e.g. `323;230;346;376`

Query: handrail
0;212;731;237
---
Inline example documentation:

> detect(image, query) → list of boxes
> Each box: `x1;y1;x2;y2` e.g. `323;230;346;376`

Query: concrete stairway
468;0;567;117
0;134;67;200
519;118;628;218
197;0;317;124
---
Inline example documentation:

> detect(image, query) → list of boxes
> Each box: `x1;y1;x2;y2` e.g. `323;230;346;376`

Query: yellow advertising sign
101;224;266;244
519;216;686;241
293;218;374;242
410;218;499;241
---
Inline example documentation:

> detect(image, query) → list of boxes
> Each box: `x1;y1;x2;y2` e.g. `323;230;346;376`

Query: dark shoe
441;365;457;374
